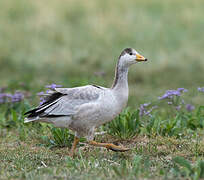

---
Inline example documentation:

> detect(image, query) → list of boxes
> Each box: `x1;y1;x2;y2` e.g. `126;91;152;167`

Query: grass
0;88;204;179
106;109;141;140
0;0;204;179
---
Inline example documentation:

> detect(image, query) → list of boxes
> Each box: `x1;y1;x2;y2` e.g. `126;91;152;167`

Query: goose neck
111;62;129;91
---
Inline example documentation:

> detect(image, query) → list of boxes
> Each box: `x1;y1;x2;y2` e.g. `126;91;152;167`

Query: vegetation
0;0;204;179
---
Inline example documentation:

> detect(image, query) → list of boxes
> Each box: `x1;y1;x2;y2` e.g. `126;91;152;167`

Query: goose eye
129;53;133;55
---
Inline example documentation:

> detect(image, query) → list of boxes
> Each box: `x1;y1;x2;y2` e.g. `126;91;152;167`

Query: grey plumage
24;48;147;141
25;85;102;118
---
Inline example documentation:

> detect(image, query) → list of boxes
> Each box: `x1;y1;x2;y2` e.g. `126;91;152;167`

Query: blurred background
0;0;204;107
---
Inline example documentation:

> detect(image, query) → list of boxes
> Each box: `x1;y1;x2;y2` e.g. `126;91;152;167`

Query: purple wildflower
144;106;158;117
5;93;13;98
39;97;46;105
181;99;185;104
143;103;151;107
37;84;62;105
158;88;188;100
186;104;195;112
0;93;7;98
139;104;145;116
198;87;204;92
46;84;62;90
37;91;45;96
168;102;173;105
0;92;24;104
10;92;24;102
139;103;157;117
46;90;51;93
177;88;188;93
158;90;180;100
175;105;181;111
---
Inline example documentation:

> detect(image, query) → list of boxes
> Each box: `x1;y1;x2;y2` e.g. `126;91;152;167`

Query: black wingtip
24;92;64;118
24;108;39;115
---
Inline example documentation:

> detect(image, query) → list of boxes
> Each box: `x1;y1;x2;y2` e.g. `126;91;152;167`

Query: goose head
118;48;147;68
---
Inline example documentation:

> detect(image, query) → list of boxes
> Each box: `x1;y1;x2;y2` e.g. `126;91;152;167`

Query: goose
24;48;147;157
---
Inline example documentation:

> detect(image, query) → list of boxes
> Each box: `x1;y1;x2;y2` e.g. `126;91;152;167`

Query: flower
181;99;185;104
177;88;188;93
37;84;62;105
46;84;62;90
0;92;24;104
139;103;157;117
185;104;195;112
158;88;188;100
143;103;151;107
10;92;24;102
175;105;181;111
37;91;45;96
198;87;204;92
139;104;145;116
158;90;180;100
145;106;158;117
39;97;46;105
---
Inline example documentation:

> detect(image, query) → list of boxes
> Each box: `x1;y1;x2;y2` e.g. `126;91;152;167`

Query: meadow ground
0;0;204;179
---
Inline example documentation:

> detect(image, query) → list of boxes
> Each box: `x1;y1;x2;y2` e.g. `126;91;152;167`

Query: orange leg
70;136;80;157
89;140;130;152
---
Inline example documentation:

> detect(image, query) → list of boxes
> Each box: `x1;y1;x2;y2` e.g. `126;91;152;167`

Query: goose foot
89;140;130;152
107;144;130;152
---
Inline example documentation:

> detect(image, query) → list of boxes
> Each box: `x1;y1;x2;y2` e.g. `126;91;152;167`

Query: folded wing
24;85;102;119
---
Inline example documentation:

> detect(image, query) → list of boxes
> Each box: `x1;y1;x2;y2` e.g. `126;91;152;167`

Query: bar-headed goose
25;48;147;156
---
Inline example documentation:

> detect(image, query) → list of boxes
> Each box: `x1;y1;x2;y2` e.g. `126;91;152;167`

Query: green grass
0;0;204;179
1;0;204;105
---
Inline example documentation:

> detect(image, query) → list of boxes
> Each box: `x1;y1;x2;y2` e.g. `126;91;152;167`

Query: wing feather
25;85;103;119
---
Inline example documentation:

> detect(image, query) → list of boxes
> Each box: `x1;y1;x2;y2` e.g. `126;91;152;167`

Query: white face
119;48;147;67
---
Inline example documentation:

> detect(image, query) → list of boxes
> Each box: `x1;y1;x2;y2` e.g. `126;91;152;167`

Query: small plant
106;87;204;139
172;156;204;179
48;127;86;148
107;108;141;139
49;127;74;148
139;88;204;137
141;105;204;137
0;88;24;104
158;88;188;111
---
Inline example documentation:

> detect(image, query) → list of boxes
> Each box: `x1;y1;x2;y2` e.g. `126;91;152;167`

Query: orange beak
136;54;147;62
